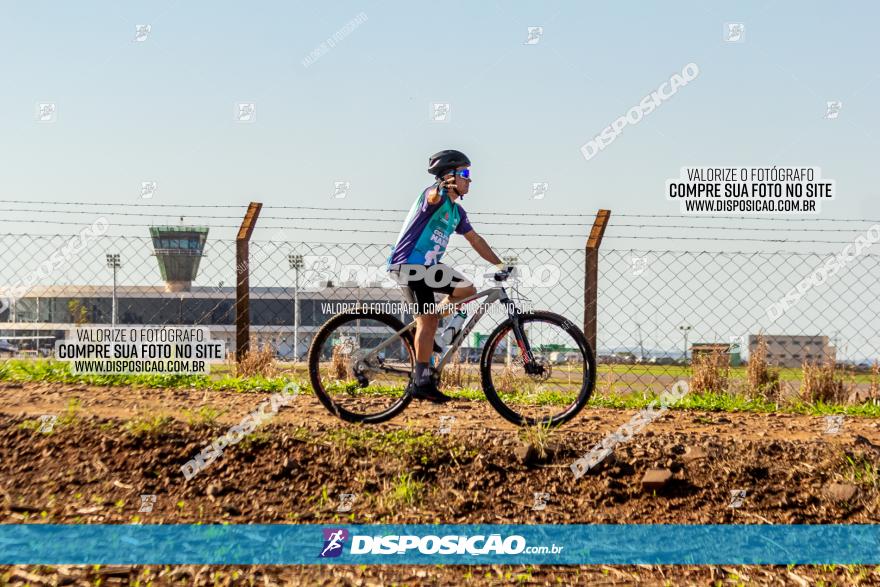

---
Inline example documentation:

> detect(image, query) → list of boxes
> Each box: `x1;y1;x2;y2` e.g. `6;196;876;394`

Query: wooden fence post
236;202;262;362
584;209;611;355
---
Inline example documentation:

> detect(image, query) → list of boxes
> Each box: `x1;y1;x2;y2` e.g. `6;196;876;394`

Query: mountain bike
307;268;595;427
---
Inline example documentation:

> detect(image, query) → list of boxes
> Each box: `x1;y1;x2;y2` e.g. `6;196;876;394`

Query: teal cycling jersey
388;186;473;267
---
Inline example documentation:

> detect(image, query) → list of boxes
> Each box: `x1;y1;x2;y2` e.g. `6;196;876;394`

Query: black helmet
427;149;470;178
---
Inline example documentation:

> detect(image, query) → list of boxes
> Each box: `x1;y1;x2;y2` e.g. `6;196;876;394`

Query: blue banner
0;524;877;565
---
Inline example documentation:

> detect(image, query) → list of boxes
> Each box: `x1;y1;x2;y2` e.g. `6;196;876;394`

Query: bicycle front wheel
480;311;595;427
308;310;414;424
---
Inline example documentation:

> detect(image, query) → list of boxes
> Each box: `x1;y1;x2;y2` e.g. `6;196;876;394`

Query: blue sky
1;0;877;246
1;1;879;357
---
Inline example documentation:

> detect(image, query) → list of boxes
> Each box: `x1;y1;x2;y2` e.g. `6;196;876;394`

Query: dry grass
601;363;616;395
801;358;847;403
236;340;277;378
691;348;729;394
330;343;349;380
518;421;553;460
871;361;880;399
747;335;780;400
440;357;466;389
497;363;520;393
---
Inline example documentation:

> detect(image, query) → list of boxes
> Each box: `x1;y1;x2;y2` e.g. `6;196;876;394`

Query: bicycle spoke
483;313;593;426
311;315;413;420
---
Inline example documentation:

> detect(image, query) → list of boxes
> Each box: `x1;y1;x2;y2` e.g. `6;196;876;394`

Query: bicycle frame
354;278;536;377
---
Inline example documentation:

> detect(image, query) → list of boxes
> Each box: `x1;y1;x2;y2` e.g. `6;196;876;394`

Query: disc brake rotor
524;355;552;382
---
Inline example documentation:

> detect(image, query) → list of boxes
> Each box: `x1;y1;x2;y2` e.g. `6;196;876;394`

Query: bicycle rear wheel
480;310;595;427
308;310;414;424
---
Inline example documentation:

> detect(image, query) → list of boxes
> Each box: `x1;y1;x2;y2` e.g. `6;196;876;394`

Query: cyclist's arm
463;230;503;265
426;177;456;205
426;185;442;205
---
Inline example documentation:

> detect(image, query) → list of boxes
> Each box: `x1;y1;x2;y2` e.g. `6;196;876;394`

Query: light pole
288;253;303;361
502;255;518;366
106;254;121;328
636;323;644;361
679;324;692;362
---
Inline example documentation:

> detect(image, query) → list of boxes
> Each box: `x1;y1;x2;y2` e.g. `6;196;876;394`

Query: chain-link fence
2;228;879;400
599;249;880;400
0;232;584;362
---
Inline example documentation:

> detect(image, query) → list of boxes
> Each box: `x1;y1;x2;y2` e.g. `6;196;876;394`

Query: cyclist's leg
444;283;477;305
411;289;440;387
391;265;439;368
415;313;440;361
390;264;458;403
432;264;476;309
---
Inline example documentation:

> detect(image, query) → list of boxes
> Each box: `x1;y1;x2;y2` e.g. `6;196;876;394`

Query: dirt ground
1;380;879;585
2;563;880;586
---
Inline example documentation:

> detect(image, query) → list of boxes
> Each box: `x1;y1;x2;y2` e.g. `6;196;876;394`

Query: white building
0;282;404;360
748;334;835;368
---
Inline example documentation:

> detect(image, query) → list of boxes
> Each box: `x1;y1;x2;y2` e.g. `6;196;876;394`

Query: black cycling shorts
388;263;471;315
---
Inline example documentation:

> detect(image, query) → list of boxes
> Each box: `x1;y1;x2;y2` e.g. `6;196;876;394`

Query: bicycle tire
308;309;415;424
479;310;595;427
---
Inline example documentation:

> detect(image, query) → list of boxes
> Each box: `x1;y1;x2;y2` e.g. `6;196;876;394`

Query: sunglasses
451;169;471;179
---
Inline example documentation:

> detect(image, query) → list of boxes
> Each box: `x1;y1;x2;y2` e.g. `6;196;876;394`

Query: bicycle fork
501;293;540;374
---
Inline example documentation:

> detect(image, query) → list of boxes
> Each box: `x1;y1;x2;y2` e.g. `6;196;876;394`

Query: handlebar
482;266;517;282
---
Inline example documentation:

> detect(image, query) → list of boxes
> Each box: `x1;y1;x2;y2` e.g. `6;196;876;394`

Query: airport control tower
149;226;209;292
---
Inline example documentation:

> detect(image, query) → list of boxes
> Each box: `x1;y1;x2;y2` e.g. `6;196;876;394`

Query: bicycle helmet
427;149;470;178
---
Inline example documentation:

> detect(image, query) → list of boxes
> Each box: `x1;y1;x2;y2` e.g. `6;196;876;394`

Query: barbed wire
0;219;245;229
0;208;248;220
1;219;872;243
0;208;594;227
2;208;874;233
605;235;865;244
608;223;870;233
0;200;246;209
262;205;599;217
0;218;587;238
615;213;880;223
0;200;658;219
2;200;878;224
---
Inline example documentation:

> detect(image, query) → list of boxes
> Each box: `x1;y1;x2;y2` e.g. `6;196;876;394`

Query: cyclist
387;149;507;403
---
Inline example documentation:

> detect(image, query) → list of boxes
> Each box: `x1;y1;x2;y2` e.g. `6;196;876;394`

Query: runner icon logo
320;528;349;558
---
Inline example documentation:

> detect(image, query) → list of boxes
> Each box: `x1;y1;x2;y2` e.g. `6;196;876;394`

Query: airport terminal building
0;283;401;359
0;224;404;359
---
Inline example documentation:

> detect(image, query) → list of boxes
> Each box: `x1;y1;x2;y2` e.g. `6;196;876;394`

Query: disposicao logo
319;529;560;558
319;528;348;558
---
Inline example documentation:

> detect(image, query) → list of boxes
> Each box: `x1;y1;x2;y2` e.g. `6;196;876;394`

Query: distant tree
67;299;89;326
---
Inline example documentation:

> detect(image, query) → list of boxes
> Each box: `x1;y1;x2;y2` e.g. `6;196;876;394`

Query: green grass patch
57;397;82;426
18;398;82;434
123;414;174;437
322;380;408;397
0;358;309;393
843;454;879;489
324;427;441;456
589;391;880;417
4;358;878;417
597;363;878;383
448;384;880;417
237;429;273;451
390;472;423;507
182;405;223;427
